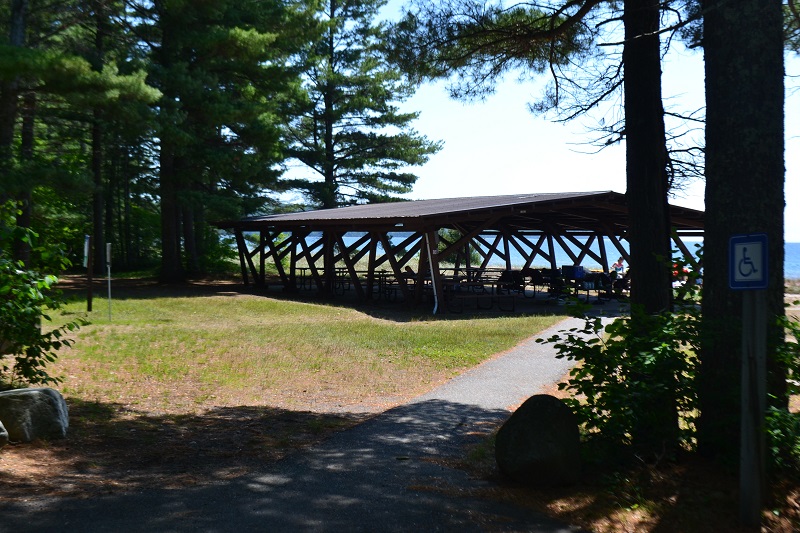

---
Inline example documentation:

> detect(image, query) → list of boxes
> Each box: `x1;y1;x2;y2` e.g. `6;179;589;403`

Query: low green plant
537;253;702;460
0;201;85;389
766;311;800;475
539;303;699;459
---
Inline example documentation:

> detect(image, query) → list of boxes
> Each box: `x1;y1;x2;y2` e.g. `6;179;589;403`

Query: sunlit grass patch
55;293;565;413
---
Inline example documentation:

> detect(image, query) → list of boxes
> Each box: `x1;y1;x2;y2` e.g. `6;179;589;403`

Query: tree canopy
283;0;442;209
0;0;440;280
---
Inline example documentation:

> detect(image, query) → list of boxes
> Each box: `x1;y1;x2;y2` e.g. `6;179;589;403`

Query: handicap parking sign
729;234;768;290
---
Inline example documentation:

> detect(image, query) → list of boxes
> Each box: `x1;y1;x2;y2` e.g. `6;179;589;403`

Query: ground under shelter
217;191;704;313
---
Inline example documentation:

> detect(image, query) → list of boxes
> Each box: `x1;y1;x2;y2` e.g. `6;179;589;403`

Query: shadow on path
5;399;583;532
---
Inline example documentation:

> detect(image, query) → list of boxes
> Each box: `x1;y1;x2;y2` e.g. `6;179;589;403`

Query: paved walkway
4;317;596;533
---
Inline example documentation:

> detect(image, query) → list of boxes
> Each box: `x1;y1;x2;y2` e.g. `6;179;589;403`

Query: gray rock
0;387;69;442
495;394;581;486
0;419;8;448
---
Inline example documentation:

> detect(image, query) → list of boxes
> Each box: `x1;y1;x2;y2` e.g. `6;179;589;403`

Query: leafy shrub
766;312;800;475
766;405;800;475
537;253;703;460
539;303;700;459
0;202;84;389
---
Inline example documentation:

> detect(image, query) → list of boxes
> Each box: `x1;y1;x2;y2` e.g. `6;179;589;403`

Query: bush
539;303;699;460
0;202;84;389
766;312;800;476
537;255;703;461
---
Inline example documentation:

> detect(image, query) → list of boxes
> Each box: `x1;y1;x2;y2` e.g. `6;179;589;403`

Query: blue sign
730;234;768;290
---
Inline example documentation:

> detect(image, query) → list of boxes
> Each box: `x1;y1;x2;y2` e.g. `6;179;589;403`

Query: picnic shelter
216;191;704;312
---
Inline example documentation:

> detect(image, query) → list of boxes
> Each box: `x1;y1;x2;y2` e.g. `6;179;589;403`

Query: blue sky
388;10;800;241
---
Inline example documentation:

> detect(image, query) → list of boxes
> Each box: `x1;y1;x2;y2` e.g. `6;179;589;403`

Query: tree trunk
91;0;108;274
622;0;678;455
12;91;35;265
156;3;186;283
698;0;785;463
182;204;199;276
159;145;185;283
123;152;133;267
0;0;27;191
321;0;338;209
92;109;106;273
624;0;672;315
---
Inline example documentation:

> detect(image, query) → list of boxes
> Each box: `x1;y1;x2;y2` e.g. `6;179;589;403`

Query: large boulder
0;387;69;442
495;394;581;487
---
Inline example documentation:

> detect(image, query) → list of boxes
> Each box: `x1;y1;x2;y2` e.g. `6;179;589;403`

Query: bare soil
0;401;370;501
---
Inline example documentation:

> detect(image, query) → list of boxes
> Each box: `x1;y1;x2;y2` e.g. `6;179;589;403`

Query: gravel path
4;317;595;533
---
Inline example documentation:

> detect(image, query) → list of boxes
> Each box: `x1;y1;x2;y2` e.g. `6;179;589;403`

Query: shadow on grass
61;275;611;323
0;397;371;501
2;398;585;532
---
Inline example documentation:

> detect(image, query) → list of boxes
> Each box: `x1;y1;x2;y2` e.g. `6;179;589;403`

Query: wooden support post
546;234;557;270
425;230;443;314
259;231;266;285
598;233;610;273
234;229;249;286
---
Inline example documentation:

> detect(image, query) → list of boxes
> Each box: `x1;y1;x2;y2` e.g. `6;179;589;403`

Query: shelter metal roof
218;191;704;234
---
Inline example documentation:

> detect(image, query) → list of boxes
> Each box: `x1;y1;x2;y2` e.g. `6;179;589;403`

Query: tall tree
1;1;159;270
698;0;786;463
283;0;442;209
0;0;29;264
622;0;678;452
142;0;312;280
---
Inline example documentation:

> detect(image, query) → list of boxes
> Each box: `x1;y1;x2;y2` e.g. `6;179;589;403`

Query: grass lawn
55;281;565;414
0;279;567;504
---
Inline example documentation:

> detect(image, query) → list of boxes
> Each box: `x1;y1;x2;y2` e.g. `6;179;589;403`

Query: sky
385;13;800;242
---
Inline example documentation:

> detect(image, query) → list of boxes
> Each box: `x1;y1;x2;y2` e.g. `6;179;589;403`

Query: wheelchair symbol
730;235;767;289
738;247;758;278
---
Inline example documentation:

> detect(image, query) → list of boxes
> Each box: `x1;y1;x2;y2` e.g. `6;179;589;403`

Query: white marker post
106;243;112;321
729;233;768;527
84;235;93;312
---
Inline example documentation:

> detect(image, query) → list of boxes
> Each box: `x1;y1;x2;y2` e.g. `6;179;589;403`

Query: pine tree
698;0;786;464
144;0;312;280
284;0;442;209
0;1;159;268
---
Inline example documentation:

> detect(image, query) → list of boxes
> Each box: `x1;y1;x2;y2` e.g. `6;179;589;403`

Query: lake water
491;240;800;279
314;232;800;278
786;242;800;279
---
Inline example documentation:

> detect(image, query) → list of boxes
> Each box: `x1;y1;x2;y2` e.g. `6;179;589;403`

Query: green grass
54;292;567;412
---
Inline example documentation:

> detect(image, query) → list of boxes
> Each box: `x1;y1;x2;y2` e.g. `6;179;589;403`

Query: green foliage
538;251;703;459
777;312;800;398
438;228;480;265
766;405;800;476
197;229;239;277
284;0;442;208
0;45;160;106
389;0;596;100
786;1;800;54
540;303;700;457
766;313;800;475
539;242;800;476
0;203;85;389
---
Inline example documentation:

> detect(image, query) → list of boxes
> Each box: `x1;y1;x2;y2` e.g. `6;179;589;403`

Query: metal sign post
85;235;93;312
106;243;112;321
729;233;768;527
